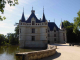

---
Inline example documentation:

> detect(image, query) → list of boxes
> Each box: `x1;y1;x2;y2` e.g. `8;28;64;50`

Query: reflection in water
0;46;37;60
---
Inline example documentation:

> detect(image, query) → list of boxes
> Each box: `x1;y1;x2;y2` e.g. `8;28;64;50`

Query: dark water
0;45;37;60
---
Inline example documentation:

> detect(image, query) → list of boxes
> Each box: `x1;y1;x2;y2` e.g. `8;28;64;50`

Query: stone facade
19;8;67;48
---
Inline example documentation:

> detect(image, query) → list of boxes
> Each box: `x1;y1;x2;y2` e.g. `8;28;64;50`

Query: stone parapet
16;45;57;60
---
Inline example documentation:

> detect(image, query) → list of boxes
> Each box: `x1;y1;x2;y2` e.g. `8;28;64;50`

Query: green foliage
0;34;8;45
0;0;18;21
62;20;75;43
15;25;19;35
66;26;76;43
9;33;19;45
73;10;80;34
0;16;6;21
62;20;73;28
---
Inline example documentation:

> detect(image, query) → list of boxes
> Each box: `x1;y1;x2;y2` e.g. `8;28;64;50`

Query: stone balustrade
16;45;57;60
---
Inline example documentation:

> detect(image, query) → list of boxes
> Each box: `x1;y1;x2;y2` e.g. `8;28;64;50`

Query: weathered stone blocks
16;45;57;60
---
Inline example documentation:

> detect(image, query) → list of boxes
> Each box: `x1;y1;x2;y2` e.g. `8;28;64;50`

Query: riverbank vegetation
0;26;19;45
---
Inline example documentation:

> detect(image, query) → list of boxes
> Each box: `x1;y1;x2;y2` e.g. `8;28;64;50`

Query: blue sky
0;0;80;35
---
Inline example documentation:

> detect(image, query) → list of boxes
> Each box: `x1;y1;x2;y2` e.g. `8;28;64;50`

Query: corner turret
21;8;25;22
60;22;64;29
42;7;46;22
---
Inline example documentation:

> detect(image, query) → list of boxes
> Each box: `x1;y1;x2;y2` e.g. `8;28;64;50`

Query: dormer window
32;21;35;25
54;30;56;32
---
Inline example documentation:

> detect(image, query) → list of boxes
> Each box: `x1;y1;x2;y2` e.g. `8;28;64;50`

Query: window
54;34;56;37
32;36;35;41
32;28;35;33
63;33;64;36
54;30;56;32
46;29;47;33
20;29;21;33
54;38;56;41
48;30;49;32
48;34;50;37
32;21;35;25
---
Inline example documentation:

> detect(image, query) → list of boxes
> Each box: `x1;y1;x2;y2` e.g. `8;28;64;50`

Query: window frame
32;21;35;25
54;34;56;37
32;28;35;33
32;36;35;41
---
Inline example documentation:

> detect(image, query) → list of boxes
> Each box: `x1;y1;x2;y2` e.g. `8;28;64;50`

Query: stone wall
16;45;57;60
19;40;47;49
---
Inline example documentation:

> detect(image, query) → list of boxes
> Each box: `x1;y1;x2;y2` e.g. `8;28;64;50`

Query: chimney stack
40;18;41;21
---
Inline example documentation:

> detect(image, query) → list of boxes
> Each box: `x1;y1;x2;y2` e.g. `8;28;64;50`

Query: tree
62;20;75;43
63;20;73;28
73;10;80;33
0;0;18;21
73;10;80;43
0;34;7;45
9;33;19;45
15;25;19;36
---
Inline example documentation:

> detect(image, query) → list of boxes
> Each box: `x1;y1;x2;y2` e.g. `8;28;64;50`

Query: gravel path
40;43;80;60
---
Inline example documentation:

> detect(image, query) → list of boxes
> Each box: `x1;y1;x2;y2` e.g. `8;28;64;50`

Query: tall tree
62;20;75;43
62;20;73;28
0;0;18;21
73;10;80;34
15;25;19;36
73;10;80;43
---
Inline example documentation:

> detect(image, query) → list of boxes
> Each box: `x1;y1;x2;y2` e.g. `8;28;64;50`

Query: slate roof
61;22;64;28
48;22;59;31
41;13;46;22
26;10;41;23
21;11;25;22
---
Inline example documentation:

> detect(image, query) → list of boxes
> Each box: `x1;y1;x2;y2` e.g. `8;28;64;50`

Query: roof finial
32;6;33;10
61;18;62;22
43;6;44;13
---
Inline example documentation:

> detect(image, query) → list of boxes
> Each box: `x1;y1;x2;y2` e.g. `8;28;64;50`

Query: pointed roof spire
61;18;62;22
60;19;64;29
43;6;44;13
32;6;33;10
42;7;46;22
21;7;25;22
23;7;24;12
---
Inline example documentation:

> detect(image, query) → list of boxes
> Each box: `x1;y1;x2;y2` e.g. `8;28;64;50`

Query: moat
0;45;39;60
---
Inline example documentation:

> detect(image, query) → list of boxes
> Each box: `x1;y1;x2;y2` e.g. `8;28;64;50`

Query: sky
0;0;80;35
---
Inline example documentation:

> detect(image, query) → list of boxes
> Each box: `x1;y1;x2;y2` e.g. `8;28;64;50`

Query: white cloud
0;20;15;35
